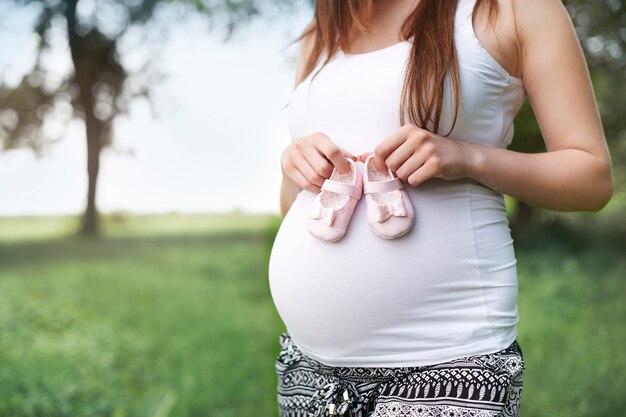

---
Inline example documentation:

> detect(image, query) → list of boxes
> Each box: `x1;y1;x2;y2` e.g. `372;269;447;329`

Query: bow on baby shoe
310;202;336;226
370;198;407;224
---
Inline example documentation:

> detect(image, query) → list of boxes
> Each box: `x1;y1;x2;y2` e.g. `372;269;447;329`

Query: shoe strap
321;179;362;200
364;178;404;194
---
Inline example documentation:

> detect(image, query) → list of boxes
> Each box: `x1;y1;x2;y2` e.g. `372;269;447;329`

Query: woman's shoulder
471;0;574;81
512;0;577;47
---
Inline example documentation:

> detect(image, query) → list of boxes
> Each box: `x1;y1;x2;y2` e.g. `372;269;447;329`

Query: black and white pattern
275;332;525;417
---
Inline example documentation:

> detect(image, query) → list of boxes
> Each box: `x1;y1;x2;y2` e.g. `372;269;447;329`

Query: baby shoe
306;158;363;242
363;154;415;239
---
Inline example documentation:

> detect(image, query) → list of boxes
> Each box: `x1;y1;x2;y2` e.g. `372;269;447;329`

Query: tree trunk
66;0;102;237
81;112;102;236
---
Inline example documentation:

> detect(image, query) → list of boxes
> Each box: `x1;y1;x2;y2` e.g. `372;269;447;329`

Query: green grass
0;214;283;417
512;218;626;417
0;212;623;416
0;212;276;242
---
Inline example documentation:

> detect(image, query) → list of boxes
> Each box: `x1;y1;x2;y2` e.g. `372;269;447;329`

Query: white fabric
268;0;526;367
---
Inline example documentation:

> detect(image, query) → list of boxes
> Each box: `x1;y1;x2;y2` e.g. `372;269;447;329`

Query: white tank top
268;0;527;367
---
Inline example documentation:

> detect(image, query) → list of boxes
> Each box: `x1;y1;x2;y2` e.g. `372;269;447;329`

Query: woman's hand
358;123;474;187
281;132;358;194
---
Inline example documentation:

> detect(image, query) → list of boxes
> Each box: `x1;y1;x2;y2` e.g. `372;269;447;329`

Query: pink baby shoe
306;158;363;242
363;154;415;239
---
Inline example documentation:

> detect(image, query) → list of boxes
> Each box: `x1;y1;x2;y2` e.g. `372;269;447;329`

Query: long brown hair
292;0;500;136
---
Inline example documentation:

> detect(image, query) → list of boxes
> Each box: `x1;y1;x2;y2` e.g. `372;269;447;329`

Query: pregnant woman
268;0;614;416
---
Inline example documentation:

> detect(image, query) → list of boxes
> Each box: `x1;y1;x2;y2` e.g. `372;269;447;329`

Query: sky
0;2;311;216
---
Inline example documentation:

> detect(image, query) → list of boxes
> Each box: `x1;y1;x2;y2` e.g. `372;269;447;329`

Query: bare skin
279;0;614;217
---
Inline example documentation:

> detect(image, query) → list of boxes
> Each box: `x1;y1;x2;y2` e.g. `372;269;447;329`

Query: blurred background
0;0;624;416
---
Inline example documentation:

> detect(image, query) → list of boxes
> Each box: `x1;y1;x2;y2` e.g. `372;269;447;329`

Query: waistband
278;331;523;381
279;332;430;383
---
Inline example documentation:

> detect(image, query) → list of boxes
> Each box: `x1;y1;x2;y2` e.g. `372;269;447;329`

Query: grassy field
0;212;623;417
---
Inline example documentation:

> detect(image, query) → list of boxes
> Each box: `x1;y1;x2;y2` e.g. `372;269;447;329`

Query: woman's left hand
358;123;475;187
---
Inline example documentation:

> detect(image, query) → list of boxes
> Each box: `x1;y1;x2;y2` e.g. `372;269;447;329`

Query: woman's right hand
281;132;357;194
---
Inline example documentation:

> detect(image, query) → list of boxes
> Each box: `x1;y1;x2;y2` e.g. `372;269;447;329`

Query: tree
0;0;295;236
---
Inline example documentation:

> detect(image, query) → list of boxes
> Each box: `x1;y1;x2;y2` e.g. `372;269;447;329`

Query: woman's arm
370;0;614;212
279;28;358;217
279;30;314;217
461;0;614;211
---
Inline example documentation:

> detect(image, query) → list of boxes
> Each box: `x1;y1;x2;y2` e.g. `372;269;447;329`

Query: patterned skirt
275;332;525;417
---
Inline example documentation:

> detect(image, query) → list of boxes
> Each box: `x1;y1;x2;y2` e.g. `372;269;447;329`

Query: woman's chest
295;50;408;153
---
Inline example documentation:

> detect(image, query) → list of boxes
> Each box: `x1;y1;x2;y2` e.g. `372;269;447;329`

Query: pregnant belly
268;177;519;366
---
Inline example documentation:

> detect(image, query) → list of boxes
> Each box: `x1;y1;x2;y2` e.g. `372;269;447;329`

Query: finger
394;152;428;182
373;124;413;172
286;166;320;193
293;154;326;188
301;145;335;179
341;148;358;162
406;159;439;187
384;140;418;173
316;138;351;175
358;151;374;163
